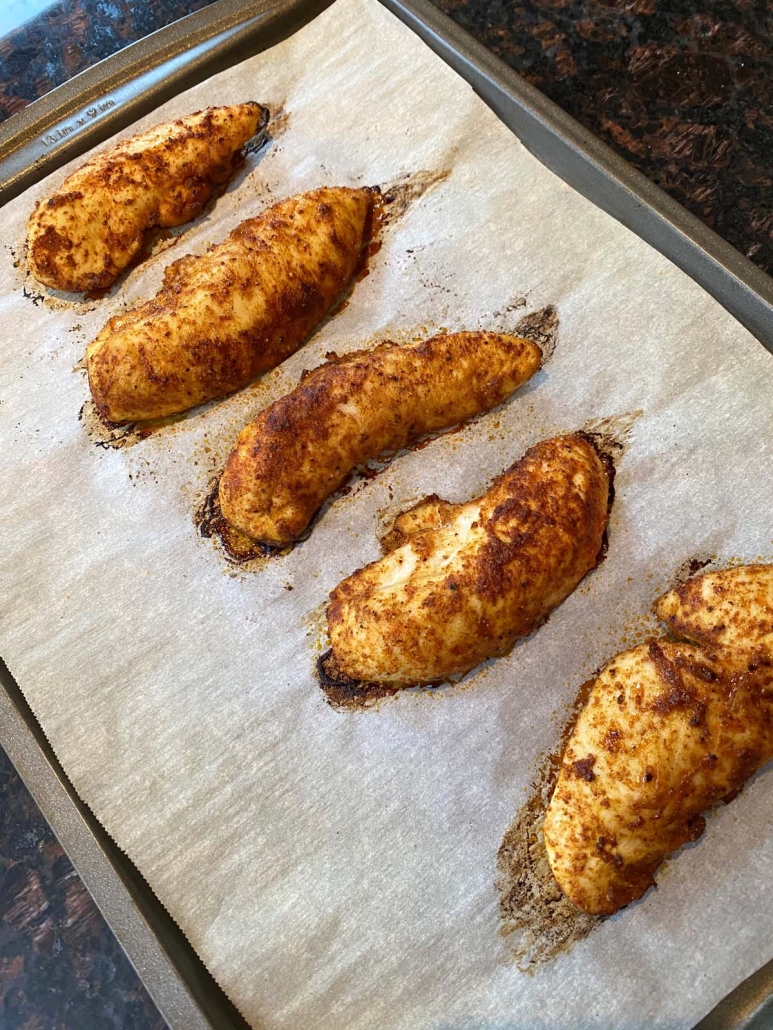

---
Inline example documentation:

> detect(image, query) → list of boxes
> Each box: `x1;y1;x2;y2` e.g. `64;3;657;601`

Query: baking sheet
2;0;773;1026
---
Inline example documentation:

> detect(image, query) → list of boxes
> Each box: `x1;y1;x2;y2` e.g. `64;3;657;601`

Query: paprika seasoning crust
324;433;612;688
86;186;374;422
544;564;773;917
28;103;267;293
219;331;542;546
656;563;773;656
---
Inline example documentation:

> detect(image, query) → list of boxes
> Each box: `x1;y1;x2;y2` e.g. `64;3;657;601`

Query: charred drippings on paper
497;677;602;970
79;398;141;450
195;477;289;567
79;398;184;450
317;649;407;711
577;409;641;565
21;284;46;307
513;304;559;364
570;429;619;570
672;555;715;586
375;168;451;226
244;101;283;159
581;409;642;463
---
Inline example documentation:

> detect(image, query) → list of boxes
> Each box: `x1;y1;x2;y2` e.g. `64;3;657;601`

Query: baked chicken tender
656;564;773;655
545;565;773;917
86;187;373;422
27;103;266;293
326;434;611;687
219;332;542;546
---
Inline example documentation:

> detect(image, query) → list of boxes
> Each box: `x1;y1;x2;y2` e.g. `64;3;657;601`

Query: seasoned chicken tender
86;187;373;422
219;332;542;546
544;640;773;916
656;564;773;655
326;434;611;687
379;494;456;552
27;103;266;293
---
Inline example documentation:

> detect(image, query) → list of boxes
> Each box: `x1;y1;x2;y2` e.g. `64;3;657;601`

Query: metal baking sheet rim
0;0;772;1027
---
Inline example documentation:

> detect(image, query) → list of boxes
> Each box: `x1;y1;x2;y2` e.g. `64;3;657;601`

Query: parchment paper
2;0;773;1026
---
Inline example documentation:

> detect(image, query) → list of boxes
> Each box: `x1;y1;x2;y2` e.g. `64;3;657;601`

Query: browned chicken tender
379;493;456;552
325;434;611;687
27;103;267;293
544;564;773;917
86;187;374;422
656;564;773;655
219;332;542;546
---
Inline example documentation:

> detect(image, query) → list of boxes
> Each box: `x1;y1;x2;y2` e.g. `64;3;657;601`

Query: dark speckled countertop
0;0;771;1026
0;747;167;1029
437;0;773;273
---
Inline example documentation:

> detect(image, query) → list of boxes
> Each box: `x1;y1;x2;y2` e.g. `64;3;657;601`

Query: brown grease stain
514;305;560;364
497;677;602;970
79;398;186;450
195;477;289;567
375;168;451;226
317;650;405;711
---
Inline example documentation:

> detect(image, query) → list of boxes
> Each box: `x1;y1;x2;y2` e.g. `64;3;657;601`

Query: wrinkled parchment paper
2;0;773;1026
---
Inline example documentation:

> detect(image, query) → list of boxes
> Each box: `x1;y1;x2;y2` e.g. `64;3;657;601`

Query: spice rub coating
86;187;374;422
326;434;610;687
219;332;542;546
28;104;266;293
545;565;773;917
657;564;773;656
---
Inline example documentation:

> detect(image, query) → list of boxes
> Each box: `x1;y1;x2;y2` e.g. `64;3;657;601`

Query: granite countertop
437;0;773;275
1;0;771;1027
0;747;167;1029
